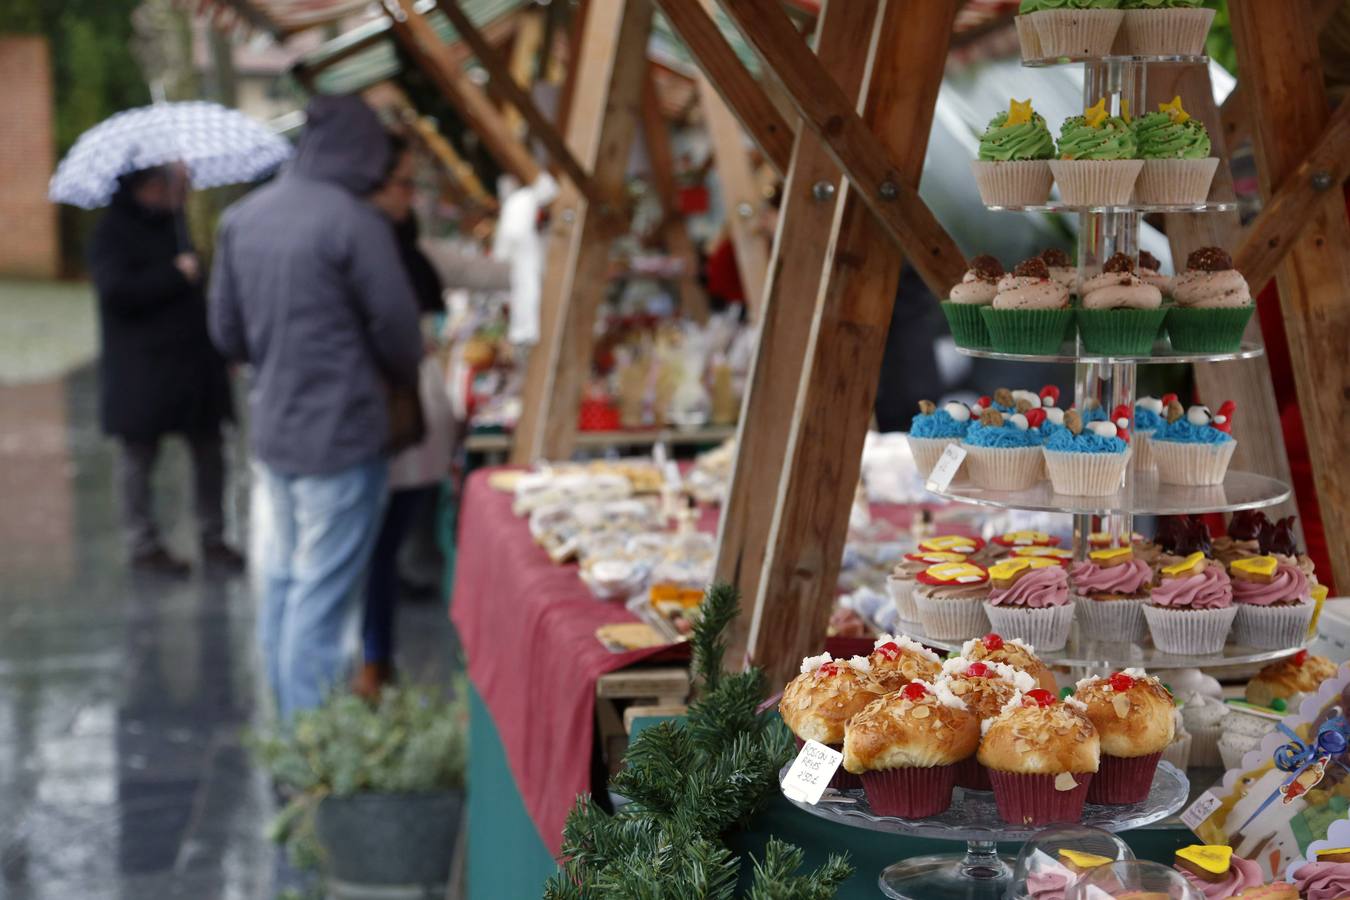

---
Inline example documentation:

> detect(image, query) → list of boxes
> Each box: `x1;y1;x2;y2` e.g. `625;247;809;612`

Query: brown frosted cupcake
1074;669;1175;804
915;562;992;640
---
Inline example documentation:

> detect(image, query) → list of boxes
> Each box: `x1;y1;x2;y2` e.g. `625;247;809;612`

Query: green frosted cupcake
971;100;1056;206
982;257;1075;355
1120;0;1215;56
1133;97;1218;204
1166;246;1254;352
943;255;1005;348
1050;100;1142;205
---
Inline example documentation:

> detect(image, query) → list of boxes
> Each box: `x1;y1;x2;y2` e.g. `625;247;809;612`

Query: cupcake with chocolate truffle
984;557;1076;650
1076;252;1166;355
982;257;1075;355
1174;845;1268;899
1040;248;1078;294
1120;0;1216;57
961;408;1048;492
1167;246;1255;352
1212;509;1268;566
914;561;992;640
1136;250;1173;296
1074;669;1174;803
1050;99;1142;206
1151;513;1215;572
944;255;1004;348
1132;96;1219;205
1257;515;1320;585
908;398;974;477
866;633;943;693
979;688;1100;826
939;657;1036;789
779;653;882;789
1043;406;1133;496
1230;555;1315;650
888;551;969;626
1143;551;1236;654
971;100;1056;207
1070;545;1154;642
961;632;1060;694
1151;398;1238;486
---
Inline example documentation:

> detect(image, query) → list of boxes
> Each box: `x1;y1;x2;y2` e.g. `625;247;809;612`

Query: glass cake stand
780;761;1189;899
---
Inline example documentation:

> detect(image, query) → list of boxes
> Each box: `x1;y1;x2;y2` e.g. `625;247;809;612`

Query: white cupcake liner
1161;731;1193;772
1050;159;1144;207
971;160;1054;207
1152;439;1236;486
983;602;1075;651
1143;604;1237;655
1015;15;1044;61
1187;722;1223;769
1219;730;1269;772
1233;600;1316;650
887;574;920;623
1032;8;1124;58
908;434;958;479
1132;429;1156;471
1122;7;1216;57
1073;593;1148;644
1044;448;1131;497
1135;158;1220;205
961;444;1045;491
915;592;990;641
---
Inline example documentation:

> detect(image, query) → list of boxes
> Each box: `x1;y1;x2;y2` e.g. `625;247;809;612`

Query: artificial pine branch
745;838;855;900
689;581;740;691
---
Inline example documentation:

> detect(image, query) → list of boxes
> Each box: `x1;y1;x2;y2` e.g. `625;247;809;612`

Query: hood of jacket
289;94;390;195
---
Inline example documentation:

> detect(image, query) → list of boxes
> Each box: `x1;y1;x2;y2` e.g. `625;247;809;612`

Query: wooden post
503;5;544;137
747;0;958;688
1230;0;1350;591
509;0;654;463
716;0;877;666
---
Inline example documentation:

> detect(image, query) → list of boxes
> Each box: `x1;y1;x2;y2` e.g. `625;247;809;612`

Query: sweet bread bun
842;681;980;774
1246;650;1338;708
868;634;943;693
779;654;881;745
1074;669;1175;757
961;633;1059;694
939;656;1037;720
978;691;1100;775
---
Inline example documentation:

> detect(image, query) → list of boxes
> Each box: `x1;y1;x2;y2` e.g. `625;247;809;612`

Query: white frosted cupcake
1180;692;1228;768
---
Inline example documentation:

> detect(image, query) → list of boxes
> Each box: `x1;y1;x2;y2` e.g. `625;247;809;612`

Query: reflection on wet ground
0;339;456;898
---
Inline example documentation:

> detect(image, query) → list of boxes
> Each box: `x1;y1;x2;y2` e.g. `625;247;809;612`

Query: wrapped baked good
1074;669;1175;803
961;632;1060;694
1245;650;1338;710
979;688;1100;825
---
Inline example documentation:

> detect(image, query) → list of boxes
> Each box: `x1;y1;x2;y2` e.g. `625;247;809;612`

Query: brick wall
0;36;59;279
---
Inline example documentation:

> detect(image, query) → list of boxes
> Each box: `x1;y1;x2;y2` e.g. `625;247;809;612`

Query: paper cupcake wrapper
971;159;1054;207
1075;307;1168;355
915;592;990;641
795;737;862;791
1233;600;1315;650
1133;429;1156;471
1032;8;1124;58
1043;447;1131;497
1072;593;1149;643
1151;439;1236;487
860;764;958;818
908;434;958;479
1161;732;1193;773
1135;158;1220;205
887;574;921;623
941;300;993;349
1088;751;1163;805
961;443;1045;491
983;602;1075;651
1050;159;1143;206
1143;604;1237;655
980;306;1076;355
1015;14;1044;60
1122;7;1216;57
1186;722;1224;768
1219;731;1265;772
1165;305;1255;352
953;756;992;792
989;770;1093;826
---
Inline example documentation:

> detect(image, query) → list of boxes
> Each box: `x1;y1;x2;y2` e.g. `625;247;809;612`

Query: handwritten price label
781;740;844;805
925;444;968;494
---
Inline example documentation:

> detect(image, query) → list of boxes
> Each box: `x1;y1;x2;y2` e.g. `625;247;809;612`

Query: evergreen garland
543;583;852;899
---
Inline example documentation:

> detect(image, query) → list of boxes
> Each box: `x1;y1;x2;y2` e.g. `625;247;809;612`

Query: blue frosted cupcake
909;399;974;477
961;409;1047;491
1042;409;1131;496
1132;394;1169;471
1151;399;1237;486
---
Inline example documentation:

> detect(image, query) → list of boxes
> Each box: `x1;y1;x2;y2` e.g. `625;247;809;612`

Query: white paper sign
925;444;967;494
781;740;844;805
1181;789;1222;831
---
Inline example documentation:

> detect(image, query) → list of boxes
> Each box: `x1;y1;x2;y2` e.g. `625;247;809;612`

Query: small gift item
1229;555;1315;650
1076;252;1167;355
908;399;973;477
984;557;1075;651
888;550;969;626
1168;246;1255;352
1050;98;1143;206
915;562;992;640
1043;407;1133;496
960;631;1060;694
938;658;1036;790
1151;397;1238;486
971;100;1056;207
1075;669;1175;804
779;653;882;790
1173;845;1269;898
1070;545;1153;642
944;255;1005;348
979;688;1100;826
865;633;942;694
1012;826;1133;900
1133;96;1219;205
1143;551;1236;654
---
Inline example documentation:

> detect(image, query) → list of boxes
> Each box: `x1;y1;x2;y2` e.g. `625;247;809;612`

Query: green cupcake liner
1076;307;1167;355
979;307;1075;355
1165;305;1255;353
941;301;992;349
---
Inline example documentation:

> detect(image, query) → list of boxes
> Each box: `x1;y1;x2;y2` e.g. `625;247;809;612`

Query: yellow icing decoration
908;551;968;564
1090;546;1134;563
925;562;987;584
1014;547;1073;560
1232;556;1279;578
1175;844;1232;876
1059;849;1114;869
1084;98;1109;129
1159;95;1191;124
1311;583;1330;637
1161;552;1206;577
989;557;1059;580
1006;98;1035;128
921;536;979;552
1315;848;1350;861
1000;530;1052;545
1120;98;1132;123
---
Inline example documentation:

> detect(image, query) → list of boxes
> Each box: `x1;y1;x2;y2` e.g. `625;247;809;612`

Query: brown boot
351;662;394;701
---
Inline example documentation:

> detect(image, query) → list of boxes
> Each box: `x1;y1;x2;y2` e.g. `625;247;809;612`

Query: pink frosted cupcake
1174;845;1268;898
983;557;1075;651
1070;546;1153;642
1291;857;1350;900
1143;552;1236;654
1229;556;1315;650
1075;669;1174;804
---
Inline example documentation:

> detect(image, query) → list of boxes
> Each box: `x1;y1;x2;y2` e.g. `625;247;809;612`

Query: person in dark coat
87;163;243;576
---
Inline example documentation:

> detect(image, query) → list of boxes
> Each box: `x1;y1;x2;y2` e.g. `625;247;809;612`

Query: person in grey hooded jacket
208;95;422;720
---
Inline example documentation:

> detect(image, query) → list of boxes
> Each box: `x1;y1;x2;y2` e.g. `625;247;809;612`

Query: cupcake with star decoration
779;652;882;789
914;561;992;640
962;407;1049;491
1151;397;1237;486
908;398;974;477
971;99;1056;207
983;257;1076;355
939;657;1037;790
984;557;1076;651
1074;669;1174;804
1070;545;1154;643
962;632;1061;693
1167;246;1255;352
1120;0;1215;57
1144;551;1236;654
979;688;1100;826
1133;96;1219;205
1229;555;1315;650
1043;406;1133;496
1077;252;1167;355
1050;98;1143;206
944;255;1005;349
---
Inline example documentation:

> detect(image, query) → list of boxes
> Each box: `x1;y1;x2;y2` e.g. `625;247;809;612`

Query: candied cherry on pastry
816;661;841;678
983;633;1004;651
874;641;901;660
901;682;929;701
967;662;991;678
1107;672;1136;693
1292;649;1309;667
1024;688;1056;708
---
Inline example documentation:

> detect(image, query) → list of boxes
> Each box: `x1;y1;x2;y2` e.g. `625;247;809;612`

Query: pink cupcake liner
1233;600;1315;650
887;575;920;623
1087;751;1162;805
860;764;958;818
1135;158;1220;205
972;160;1055;207
915;592;990;640
962;443;1045;491
1032;8;1124;58
1073;594;1149;644
1152;439;1236;486
983;602;1075;651
1143;604;1237;655
794;737;861;791
953;755;992;792
1121;7;1216;57
989;770;1094;826
1043;448;1131;496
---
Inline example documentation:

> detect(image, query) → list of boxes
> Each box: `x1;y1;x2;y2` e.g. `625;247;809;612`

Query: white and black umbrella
48;100;292;210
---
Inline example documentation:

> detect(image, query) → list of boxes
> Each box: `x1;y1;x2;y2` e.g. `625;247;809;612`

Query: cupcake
1015;0;1046;60
1027;0;1125;59
1151;513;1215;572
1257;515;1320;585
1076;253;1166;354
1245;650;1338;710
1132;393;1168;470
1230;556;1315;650
977;529;1064;565
1218;700;1283;770
962;408;1048;491
1041;248;1078;294
983;257;1075;354
867;633;943;693
944;256;1004;348
1120;0;1215;57
1144;552;1236;654
1043;407;1132;496
1174;845;1268;898
1070;546;1153;642
919;534;986;556
842;680;980;818
909;399;974;477
888;550;969;625
971;100;1056;206
1136;250;1173;295
939;657;1037;789
1151;398;1237;486
984;557;1075;651
1291;855;1350;900
961;632;1061;694
1212;509;1267;566
1050;99;1143;206
1168;246;1255;352
979;689;1100;825
1074;669;1175;803
1161;703;1192;772
915;561;992;640
1133;96;1219;205
1179;692;1228;768
779;652;881;789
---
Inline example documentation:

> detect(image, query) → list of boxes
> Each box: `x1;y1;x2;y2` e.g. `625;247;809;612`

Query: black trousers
118;431;225;557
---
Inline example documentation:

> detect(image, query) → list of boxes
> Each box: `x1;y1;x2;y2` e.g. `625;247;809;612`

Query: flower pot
315;791;463;899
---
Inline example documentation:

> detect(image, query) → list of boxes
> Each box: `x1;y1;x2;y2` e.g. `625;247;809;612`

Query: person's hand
174;253;201;283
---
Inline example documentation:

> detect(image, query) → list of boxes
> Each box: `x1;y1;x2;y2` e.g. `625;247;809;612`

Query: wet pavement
0;281;457;899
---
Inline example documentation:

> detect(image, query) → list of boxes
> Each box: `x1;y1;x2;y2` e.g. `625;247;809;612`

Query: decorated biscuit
1089;546;1135;567
1160;551;1206;579
1175;845;1233;883
1231;555;1278;584
917;562;990;586
904;550;969;565
994;530;1059;548
1012;546;1074;566
988;556;1060;588
920;535;983;554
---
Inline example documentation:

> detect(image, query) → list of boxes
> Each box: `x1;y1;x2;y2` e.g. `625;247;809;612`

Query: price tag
1181;789;1222;832
780;740;844;805
925;444;967;494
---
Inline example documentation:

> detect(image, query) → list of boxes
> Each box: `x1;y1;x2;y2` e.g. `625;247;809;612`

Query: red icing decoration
1025;408;1047;429
983;633;1004;651
1212;399;1236;434
1161;392;1178;407
1108;672;1136;693
967;662;990;678
901;683;929;701
1040;384;1060;406
978;395;993;410
1025;689;1056;708
875;642;900;661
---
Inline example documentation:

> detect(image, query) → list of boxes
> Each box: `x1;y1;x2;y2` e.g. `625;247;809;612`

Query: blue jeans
252;458;387;720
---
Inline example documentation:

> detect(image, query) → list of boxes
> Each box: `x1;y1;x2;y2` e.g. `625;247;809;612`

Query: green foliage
543;583;853;899
1205;1;1238;76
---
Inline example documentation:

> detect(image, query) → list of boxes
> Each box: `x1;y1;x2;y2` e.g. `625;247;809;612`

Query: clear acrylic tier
1021;53;1210;68
952;339;1265;365
985;200;1236;214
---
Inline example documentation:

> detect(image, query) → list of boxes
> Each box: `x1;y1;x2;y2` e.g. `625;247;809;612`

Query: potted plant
250;683;468;900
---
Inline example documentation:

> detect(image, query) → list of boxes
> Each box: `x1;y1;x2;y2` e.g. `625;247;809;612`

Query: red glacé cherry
1108;672;1135;692
967;662;990;678
817;662;840;677
1025;689;1055;708
983;633;1004;651
875;642;900;660
1293;649;1309;667
901;683;928;701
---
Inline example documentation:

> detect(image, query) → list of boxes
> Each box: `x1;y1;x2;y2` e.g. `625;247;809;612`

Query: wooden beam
712;0;967;298
385;0;541;184
502;5;544;137
510;0;654;463
651;0;795;174
716;0;877;667
1231;0;1350;591
555;0;591;138
748;0;958;688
